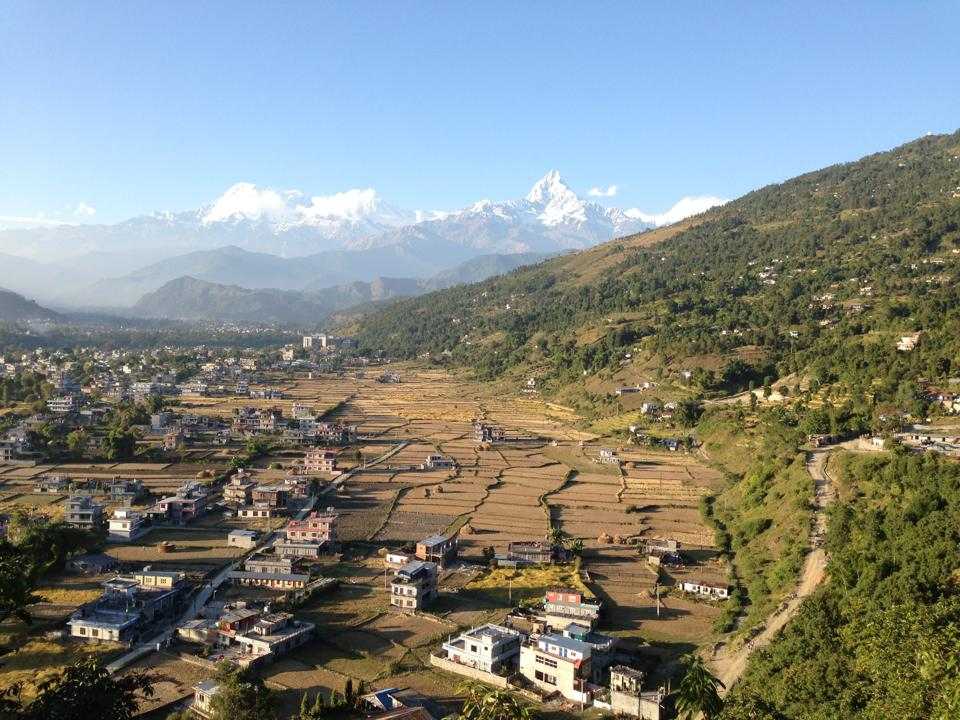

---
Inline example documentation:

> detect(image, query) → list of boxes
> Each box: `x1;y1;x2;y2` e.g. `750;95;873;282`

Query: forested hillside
350;131;960;410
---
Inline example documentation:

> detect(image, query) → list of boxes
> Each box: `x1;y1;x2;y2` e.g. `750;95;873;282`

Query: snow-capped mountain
0;173;724;304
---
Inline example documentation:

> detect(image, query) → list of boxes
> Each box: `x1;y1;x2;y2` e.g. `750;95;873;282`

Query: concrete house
609;666;664;720
415;532;458;566
230;554;309;590
390;561;438;612
519;633;592;703
108;508;149;542
191;680;221;719
680;581;730;600
303;447;338;473
64;495;104;530
542;588;602;629
284;509;338;544
441;623;524;674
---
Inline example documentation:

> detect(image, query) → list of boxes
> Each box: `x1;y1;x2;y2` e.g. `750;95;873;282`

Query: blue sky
1;1;958;226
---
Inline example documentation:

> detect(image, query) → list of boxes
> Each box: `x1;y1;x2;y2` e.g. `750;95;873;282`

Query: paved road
107;441;409;674
709;447;837;692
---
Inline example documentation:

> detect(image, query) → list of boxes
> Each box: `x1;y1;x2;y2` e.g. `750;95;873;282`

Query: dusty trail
709;448;836;691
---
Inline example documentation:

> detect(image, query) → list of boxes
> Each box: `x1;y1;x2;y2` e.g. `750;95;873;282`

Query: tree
546;525;568;548
458;683;535;720
103;429;137;461
18;658;153;720
0;552;41;624
66;429;89;458
567;537;584;557
207;665;278;720
674;654;724;720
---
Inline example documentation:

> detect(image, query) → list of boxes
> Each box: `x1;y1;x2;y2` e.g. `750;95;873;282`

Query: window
536;655;558;669
535;670;557;685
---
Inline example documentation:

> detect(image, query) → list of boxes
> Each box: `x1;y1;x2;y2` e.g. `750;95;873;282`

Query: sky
1;1;959;227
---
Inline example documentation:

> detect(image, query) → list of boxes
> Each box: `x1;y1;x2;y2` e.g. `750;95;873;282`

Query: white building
108;508;149;542
441;623;523;673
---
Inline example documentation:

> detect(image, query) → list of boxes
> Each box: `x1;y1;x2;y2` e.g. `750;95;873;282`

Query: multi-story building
47;395;81;414
275;540;322;559
232;612;315;663
415;532;458;567
390;561;438;612
230;554;309;590
64;495;104;530
108;508;149;542
421;454;456;470
223;470;256;506
519;633;592;703
147;481;209;525
34;474;72;493
107;478;146;503
192;681;221;719
284;509;338;544
68;568;187;643
542;588;602;629
440;623;524;674
303;447;338;473
251;484;289;509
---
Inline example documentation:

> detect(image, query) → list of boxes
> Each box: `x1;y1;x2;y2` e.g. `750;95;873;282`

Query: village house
284;508;338;544
562;622;618;683
316;421;354;445
228;611;315;666
416;532;458;566
230;554;309;590
191;680;220;718
519;633;592;703
68;568;187;643
251;484;289;509
107;477;146;503
680;580;730;600
47;395;81;414
597;448;619;465
440;623;524;674
223;470;257;506
108;507;149;542
64;495;104;530
163;428;185;452
237;503;276;520
227;529;259;549
34;474;72;493
421;453;456;470
542;588;602;629
608;666;664;720
897;332;922;352
147;481;209;525
303;447;338;473
390;561;438;612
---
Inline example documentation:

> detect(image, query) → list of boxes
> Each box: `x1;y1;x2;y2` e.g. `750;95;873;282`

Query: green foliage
674;654;724;719
457;683;536;720
207;665;278;720
5;657;153;720
722;451;960;719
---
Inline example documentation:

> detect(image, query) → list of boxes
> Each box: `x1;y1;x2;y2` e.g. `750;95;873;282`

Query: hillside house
227;529;259;549
147;481;209;525
230;554;309;590
285;509;338;544
421;453;456;470
191;681;220;719
680;580;730;599
34;474;71;493
252;484;289;509
542;588;602;629
223;470;256;506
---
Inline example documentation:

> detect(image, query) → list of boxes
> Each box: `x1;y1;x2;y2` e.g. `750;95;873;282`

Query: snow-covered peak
525;170;574;204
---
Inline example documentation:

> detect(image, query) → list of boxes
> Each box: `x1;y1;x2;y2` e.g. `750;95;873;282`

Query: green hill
349;130;960;408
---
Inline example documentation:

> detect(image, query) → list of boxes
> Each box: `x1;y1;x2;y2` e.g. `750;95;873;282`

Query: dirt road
708;448;836;691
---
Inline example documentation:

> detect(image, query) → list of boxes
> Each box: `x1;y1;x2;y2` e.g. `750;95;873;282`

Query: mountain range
0;172;722;307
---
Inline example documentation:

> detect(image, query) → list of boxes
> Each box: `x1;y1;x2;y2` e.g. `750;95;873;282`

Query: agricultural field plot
326;480;400;542
584;546;720;645
105;528;244;573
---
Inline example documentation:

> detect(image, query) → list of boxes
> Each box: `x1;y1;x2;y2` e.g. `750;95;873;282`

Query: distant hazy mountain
127;250;554;326
0;288;59;323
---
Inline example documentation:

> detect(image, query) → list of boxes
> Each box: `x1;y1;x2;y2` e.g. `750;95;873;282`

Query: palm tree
546;525;568;549
458;683;535;720
674;654;724;719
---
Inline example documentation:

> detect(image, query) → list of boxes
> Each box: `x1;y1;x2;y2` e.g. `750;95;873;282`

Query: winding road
709;447;836;692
